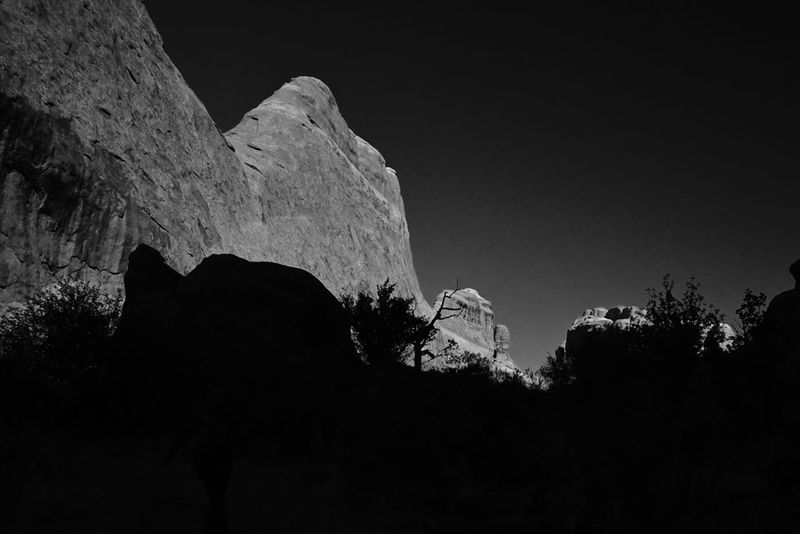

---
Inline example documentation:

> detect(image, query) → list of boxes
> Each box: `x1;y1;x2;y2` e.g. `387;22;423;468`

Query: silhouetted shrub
445;350;492;376
536;345;573;388
0;278;121;397
640;274;726;363
731;288;767;352
340;279;429;366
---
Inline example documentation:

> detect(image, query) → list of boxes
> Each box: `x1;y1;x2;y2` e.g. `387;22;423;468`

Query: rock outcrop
224;77;422;303
0;0;424;313
113;244;357;419
564;304;735;356
763;258;800;348
431;288;523;375
111;244;358;532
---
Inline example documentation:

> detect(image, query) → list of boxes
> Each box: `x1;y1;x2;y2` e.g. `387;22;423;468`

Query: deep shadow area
2;248;800;533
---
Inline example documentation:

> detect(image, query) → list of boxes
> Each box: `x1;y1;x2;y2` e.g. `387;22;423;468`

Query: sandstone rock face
492;324;519;375
431;288;523;375
0;0;250;307
565;305;646;356
224;77;423;303
0;0;424;313
564;305;735;355
434;289;495;354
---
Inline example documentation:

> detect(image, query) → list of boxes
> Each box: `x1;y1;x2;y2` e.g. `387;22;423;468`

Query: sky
144;2;798;370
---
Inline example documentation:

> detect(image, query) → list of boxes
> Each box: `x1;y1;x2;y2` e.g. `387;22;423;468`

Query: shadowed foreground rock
110;244;358;533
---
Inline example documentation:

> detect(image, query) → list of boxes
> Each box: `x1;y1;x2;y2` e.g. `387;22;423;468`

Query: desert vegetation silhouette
2;256;800;533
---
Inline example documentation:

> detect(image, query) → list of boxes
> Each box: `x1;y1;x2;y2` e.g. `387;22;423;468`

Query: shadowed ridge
790;258;800;289
123;244;183;295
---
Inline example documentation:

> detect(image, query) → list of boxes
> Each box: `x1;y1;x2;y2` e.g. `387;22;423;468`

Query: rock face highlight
0;0;249;306
432;288;522;375
224;77;423;303
0;0;424;312
564;304;735;356
566;305;648;356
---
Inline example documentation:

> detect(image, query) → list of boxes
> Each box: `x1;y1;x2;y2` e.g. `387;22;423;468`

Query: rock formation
0;0;531;380
0;0;424;314
763;258;800;348
431;288;523;375
111;244;358;532
564;304;735;356
224;77;423;303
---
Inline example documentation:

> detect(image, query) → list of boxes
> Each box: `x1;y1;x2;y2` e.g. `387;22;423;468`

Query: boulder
112;244;358;429
109;244;358;533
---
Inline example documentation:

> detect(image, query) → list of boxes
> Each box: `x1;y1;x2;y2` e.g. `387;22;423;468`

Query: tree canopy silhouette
341;280;464;371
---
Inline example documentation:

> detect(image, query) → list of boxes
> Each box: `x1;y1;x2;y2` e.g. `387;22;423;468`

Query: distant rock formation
430;288;523;375
0;0;425;313
564;304;735;356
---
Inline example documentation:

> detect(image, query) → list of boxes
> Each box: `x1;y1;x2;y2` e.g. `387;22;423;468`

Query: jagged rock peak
223;75;421;303
244;77;355;161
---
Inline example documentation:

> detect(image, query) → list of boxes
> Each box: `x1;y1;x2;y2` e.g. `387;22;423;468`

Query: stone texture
564;304;735;355
430;288;523;375
0;0;424;314
491;324;519;375
224;77;423;304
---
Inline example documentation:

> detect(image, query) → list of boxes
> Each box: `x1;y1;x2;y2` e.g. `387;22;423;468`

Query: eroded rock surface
431;288;523;375
564;304;735;355
0;0;424;312
224;77;423;303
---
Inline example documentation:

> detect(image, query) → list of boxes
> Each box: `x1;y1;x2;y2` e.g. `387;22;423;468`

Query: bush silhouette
0;278;121;401
340;279;429;366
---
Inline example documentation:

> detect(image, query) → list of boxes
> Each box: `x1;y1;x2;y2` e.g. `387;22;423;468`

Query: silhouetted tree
409;288;463;372
641;275;727;368
341;280;462;371
536;345;574;389
731;288;767;352
341;280;425;366
0;278;121;405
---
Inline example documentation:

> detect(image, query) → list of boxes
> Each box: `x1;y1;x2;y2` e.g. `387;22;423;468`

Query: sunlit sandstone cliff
0;0;424;311
0;0;528;372
431;288;521;375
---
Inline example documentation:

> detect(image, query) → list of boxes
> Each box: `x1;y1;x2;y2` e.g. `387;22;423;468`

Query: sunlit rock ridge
564;305;735;356
0;0;423;310
0;0;524;373
431;288;521;376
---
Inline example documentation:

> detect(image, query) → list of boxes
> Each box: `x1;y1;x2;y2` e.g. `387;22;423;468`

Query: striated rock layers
431;288;521;375
0;0;424;312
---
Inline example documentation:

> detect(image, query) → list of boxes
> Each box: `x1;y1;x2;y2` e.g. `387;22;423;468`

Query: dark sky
144;2;798;369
